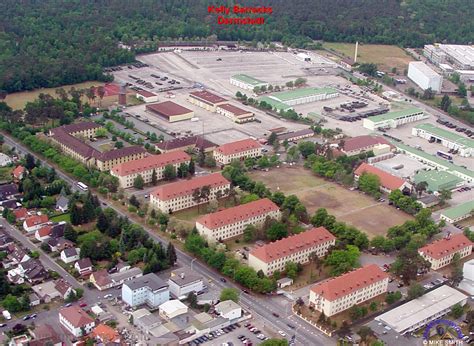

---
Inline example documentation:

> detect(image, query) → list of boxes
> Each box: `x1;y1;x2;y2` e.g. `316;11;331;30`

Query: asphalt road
2;133;334;346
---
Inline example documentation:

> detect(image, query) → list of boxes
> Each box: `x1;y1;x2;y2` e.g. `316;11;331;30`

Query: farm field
323;42;413;72
249;166;413;238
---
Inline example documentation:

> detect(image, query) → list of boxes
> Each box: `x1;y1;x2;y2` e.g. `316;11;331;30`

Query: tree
451;303;464;319
187;291;198;308
267;132;278;146
115;141;124;149
297;141;316;158
385;291;402;304
458;83;467;97
64;223;78;242
129;194;140;208
358;326;374;341
439;189;452;205
163;164;176;180
25;153;36;170
325;245;360;276
440;95;452;112
151;169;158;186
451;252;463;286
285;261;299;280
358;172;380;197
96;211;109;232
243;224;256;242
285;81;294;88
266;222;288;241
133;174;144;189
407;282;425;299
188;158;195;175
204;155;216;168
220;288;239;303
259;340;288;346
166;243;177;266
415;181;428;197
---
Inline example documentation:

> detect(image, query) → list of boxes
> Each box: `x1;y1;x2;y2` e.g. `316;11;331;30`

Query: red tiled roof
155;135;217;152
311;264;389;301
190;90;228;105
217;104;252;116
24;215;49;228
13;208;28;220
92;269;112;287
419;234;473;260
54;278;72;296
59;306;94;328
354;163;406;191
92;324;121;343
95;145;146;162
250;227;335;263
215;138;261;156
36;225;53;238
111;151;190;176
152;173;230;201
137;90;157;98
146;101;193;118
342;135;391;153
196;198;279;230
12;166;25;179
53;122;101;135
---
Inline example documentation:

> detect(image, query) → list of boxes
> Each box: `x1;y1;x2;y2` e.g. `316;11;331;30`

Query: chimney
354;41;359;63
180;273;185;279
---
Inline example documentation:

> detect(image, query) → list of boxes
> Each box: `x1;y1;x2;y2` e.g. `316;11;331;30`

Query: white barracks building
249;227;336;276
150;172;230;213
213;138;262;165
196;198;281;242
309;264;389;317
110;151;190;188
418;233;473;270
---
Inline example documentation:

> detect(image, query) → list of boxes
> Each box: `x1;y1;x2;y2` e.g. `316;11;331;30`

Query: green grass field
51;213;71;223
0;166;13;182
323;42;413;73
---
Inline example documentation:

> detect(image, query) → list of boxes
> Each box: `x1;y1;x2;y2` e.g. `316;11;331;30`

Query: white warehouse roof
375;285;467;334
409;61;440;78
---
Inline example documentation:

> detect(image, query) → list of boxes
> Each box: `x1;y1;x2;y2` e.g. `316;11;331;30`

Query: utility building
407;61;443;93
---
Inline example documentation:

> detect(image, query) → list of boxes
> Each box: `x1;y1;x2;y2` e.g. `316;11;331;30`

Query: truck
2;310;11;320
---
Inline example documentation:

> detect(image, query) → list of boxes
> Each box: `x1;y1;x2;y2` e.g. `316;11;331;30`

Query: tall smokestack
354;41;359;63
119;83;127;106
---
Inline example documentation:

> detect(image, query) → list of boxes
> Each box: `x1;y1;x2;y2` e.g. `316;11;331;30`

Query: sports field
250;166;412;238
323;42;413;73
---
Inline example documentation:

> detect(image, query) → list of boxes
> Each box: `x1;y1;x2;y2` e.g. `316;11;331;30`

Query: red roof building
309;264;389;316
213;138;262;165
418;234;473;270
342;135;392;156
354;162;410;193
23;215;49;233
92;324;122;343
146;101;194;122
13;208;28;221
12;166;26;180
111;151;190;188
150;173;231;213
59;306;95;337
189;90;228;106
249;227;336;275
216;104;255;123
196;198;281;242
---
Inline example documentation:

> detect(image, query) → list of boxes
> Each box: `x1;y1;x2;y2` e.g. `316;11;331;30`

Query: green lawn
0;166;13;182
51;213;71;223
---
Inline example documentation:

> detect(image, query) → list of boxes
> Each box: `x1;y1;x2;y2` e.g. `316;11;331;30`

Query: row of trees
251;78;307;94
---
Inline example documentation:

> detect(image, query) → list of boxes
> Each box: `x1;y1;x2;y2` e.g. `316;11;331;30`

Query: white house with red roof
75;258;94;276
136;90;158;103
13;208;29;221
213;138;262;165
196;198;281;242
354;162;412;193
59;306;95;337
12;166;26;181
249;227;336;276
23;214;49;233
341;135;393;156
418;233;473;270
309;264;389;316
150;172;230;213
111;151;190;188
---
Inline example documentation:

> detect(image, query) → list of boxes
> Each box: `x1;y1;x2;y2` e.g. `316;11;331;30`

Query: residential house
90;270;114;291
23;214;49;233
47;237;74;253
29;292;41;307
8;259;47;285
75;258;93;276
91;324;122;344
0;183;19;202
12;208;28;221
59;306;96;337
35;221;66;242
29;324;62;346
4;244;30;268
60;247;80;264
55;279;75;300
12;166;26;181
0;230;13;250
32;281;61;303
168;268;204;298
55;195;69;213
122;273;169;309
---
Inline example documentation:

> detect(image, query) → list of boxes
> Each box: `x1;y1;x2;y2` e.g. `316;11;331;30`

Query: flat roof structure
217;103;252;116
231;74;267;86
137;90;157;98
375;285;468;334
189;90;227;105
408;61;440;78
146;101;193;119
440;201;474;222
123;273;167;291
369;108;424;123
414;123;474;149
258;96;293;112
269;87;338;102
413;170;463;192
276;128;314;142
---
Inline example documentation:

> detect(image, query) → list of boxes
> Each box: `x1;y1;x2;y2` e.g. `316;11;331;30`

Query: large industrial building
407;61;443;93
196;198;281;242
215;104;255;123
439;200;474;224
413;170;464;193
188;90;228;112
150;172;231;213
362;108;427;130
146;101;194;123
394;142;474;184
213;138;262;165
229;74;269;91
418;233;472;270
266;87;338;106
110;151;190;188
424;44;474;70
309;264;389;317
412;123;474;157
248;227;335;276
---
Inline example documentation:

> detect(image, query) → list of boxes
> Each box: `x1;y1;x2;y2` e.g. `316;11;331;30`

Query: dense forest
0;0;473;92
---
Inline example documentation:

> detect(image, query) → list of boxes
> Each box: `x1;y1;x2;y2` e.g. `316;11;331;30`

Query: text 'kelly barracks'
208;5;273;25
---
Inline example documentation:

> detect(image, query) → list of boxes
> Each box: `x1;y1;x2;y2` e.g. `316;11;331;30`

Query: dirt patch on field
250;166;413;237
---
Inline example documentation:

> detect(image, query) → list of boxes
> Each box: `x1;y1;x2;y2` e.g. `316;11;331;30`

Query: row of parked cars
188;323;241;345
437;118;473;137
